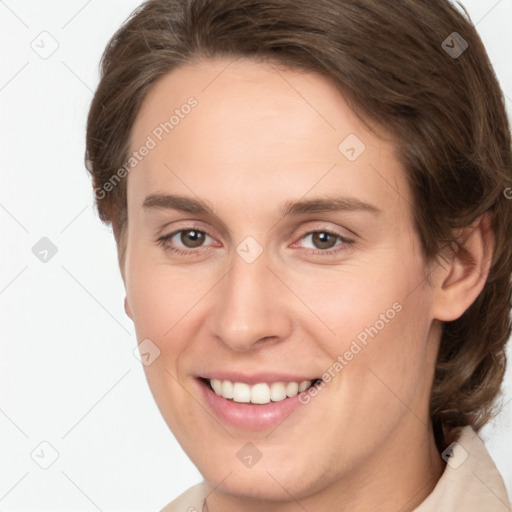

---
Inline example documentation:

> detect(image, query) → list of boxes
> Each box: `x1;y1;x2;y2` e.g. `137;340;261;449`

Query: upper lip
199;371;320;385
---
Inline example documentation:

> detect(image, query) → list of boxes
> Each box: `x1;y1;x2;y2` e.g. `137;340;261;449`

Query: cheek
124;260;203;431
126;258;199;338
290;254;433;409
289;252;426;347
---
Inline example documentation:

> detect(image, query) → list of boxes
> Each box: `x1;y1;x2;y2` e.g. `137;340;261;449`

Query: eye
296;229;353;254
156;227;216;255
156;226;353;257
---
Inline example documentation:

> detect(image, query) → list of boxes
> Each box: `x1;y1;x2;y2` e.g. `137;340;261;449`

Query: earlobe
124;296;133;320
431;212;494;322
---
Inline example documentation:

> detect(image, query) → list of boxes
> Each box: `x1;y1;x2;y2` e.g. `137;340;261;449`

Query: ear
431;212;494;322
124;296;133;320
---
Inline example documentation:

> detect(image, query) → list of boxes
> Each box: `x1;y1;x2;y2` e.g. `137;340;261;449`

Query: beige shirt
161;426;511;511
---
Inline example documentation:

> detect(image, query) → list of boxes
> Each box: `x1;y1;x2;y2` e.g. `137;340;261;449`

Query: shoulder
414;426;510;511
160;481;206;512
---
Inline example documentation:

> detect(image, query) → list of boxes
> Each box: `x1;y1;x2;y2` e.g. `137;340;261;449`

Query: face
124;58;441;503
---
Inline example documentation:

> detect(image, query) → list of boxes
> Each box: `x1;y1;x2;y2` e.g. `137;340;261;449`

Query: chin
199;453;323;503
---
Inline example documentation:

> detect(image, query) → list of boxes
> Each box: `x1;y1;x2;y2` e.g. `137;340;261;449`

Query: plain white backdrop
1;0;511;510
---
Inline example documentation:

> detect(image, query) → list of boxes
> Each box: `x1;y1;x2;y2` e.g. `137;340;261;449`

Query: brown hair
85;0;512;450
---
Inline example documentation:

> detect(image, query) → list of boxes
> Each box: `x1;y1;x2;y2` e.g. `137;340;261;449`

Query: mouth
196;373;325;430
199;377;323;404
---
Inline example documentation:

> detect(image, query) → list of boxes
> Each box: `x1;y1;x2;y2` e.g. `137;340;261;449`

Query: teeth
286;381;299;397
211;379;223;395
251;383;270;404
209;379;315;404
270;382;287;401
233;382;251;403
222;380;234;399
298;380;311;392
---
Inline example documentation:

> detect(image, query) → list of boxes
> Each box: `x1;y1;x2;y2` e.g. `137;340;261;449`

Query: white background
1;0;511;510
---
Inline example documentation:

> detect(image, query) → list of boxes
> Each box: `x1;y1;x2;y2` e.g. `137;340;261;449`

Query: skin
122;57;493;512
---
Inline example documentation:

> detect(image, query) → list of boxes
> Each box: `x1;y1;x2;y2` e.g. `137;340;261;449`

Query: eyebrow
142;193;381;217
143;193;214;215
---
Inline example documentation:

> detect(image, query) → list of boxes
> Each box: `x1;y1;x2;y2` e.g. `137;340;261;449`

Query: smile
207;378;321;404
197;375;324;430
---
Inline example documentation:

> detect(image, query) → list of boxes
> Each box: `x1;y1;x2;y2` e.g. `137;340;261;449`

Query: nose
209;246;293;352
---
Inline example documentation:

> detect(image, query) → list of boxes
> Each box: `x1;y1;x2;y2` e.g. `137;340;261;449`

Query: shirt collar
413;425;510;511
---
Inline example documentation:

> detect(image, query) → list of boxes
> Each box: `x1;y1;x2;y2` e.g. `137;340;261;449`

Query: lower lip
197;378;309;430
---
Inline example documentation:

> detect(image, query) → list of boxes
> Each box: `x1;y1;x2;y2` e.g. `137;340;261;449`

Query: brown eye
180;229;206;248
157;226;216;255
310;231;338;250
296;229;354;255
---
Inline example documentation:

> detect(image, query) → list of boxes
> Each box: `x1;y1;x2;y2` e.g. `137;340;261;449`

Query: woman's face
124;58;441;504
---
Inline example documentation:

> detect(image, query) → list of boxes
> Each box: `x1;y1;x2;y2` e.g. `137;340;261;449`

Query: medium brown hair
85;0;512;449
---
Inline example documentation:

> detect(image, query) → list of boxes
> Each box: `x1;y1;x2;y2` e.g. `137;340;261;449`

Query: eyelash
156;225;354;257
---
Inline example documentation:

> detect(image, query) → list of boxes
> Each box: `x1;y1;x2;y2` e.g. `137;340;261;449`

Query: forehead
128;58;409;217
